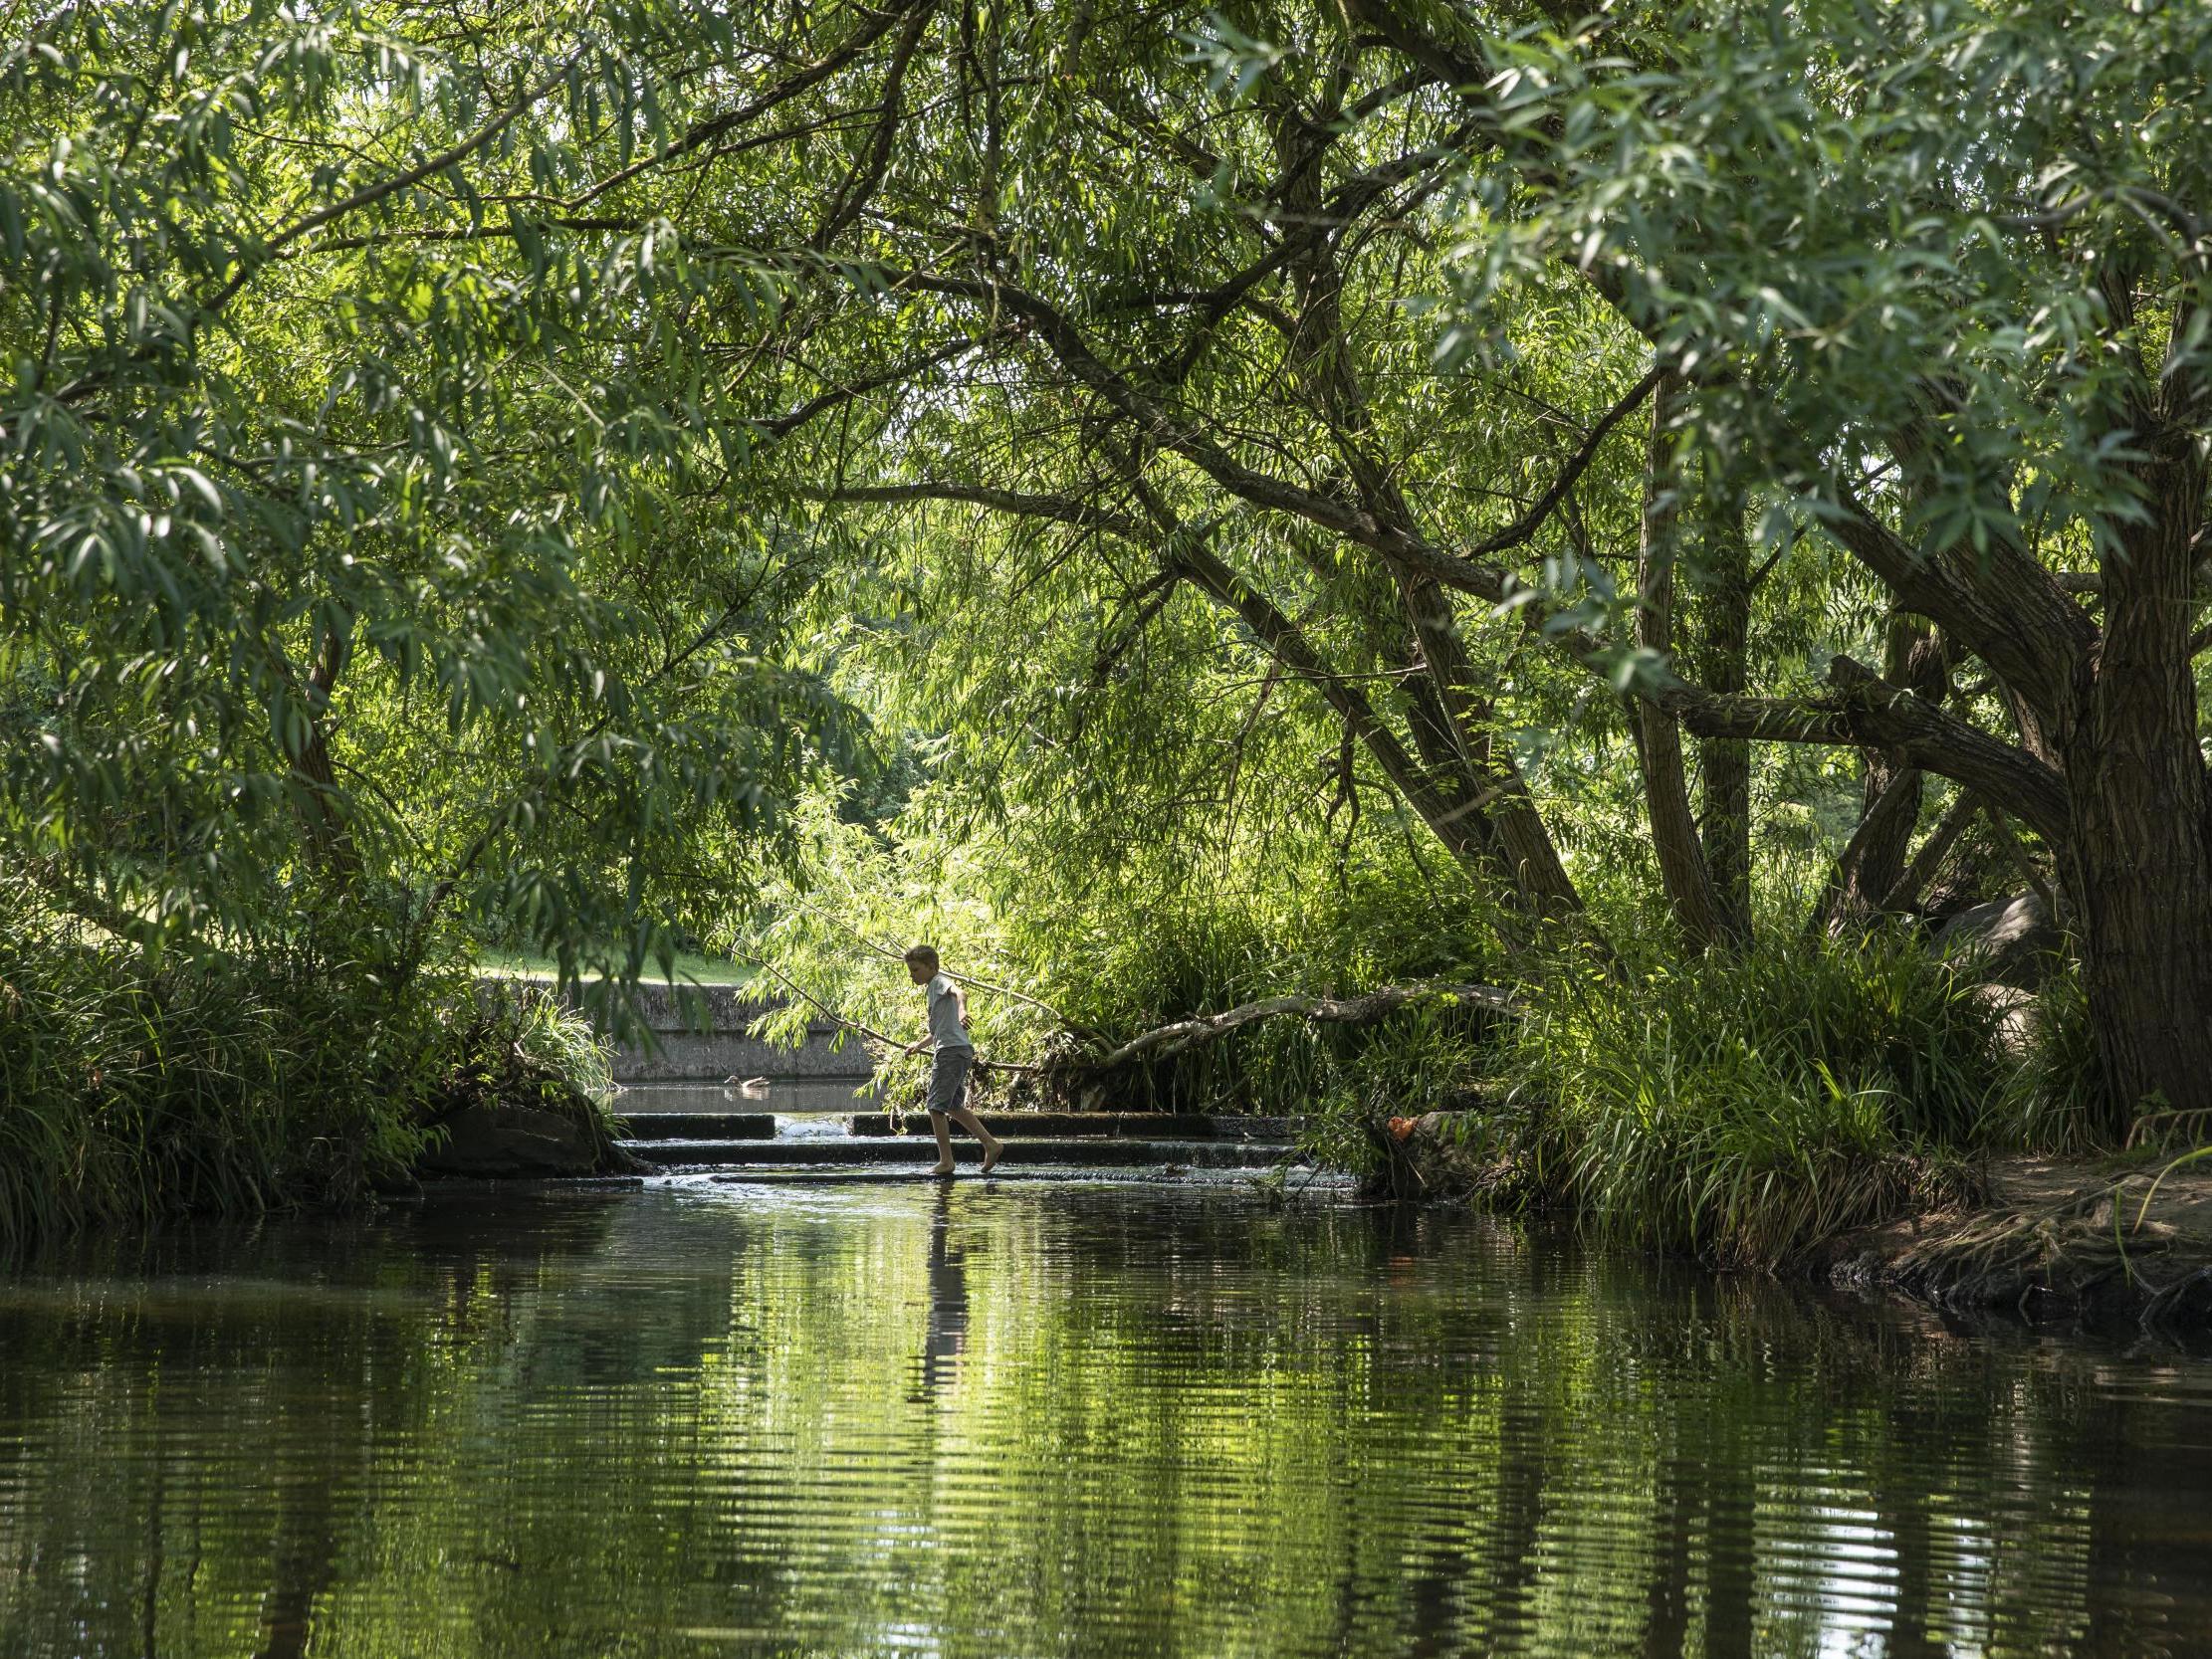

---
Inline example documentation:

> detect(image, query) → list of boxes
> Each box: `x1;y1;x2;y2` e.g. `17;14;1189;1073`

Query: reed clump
1010;880;2069;1268
0;909;613;1252
1470;933;2034;1267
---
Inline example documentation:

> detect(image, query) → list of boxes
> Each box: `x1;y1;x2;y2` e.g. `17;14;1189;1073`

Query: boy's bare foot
930;1160;956;1177
981;1139;1004;1175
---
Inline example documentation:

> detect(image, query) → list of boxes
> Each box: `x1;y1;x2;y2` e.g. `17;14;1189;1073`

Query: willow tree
673;0;2209;1120
1419;0;2212;1116
11;0;2210;1124
0;1;849;990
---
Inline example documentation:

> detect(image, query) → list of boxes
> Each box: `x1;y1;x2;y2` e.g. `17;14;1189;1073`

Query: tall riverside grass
1027;864;1509;1117
1486;936;2021;1266
0;908;614;1252
1021;882;2059;1268
1054;888;2052;1268
2009;964;2112;1151
0;923;429;1249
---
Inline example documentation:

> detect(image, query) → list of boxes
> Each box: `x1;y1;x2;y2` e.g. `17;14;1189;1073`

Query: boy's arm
953;983;970;1028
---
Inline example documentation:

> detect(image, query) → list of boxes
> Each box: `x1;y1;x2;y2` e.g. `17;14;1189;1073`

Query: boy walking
904;945;1005;1176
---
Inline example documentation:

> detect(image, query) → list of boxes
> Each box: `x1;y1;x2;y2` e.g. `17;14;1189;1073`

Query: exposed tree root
1818;1171;2212;1333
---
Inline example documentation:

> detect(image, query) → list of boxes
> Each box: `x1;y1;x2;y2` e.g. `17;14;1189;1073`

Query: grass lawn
475;948;757;987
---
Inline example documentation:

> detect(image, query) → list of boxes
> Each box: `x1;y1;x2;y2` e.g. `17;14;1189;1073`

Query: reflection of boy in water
916;1186;970;1400
903;945;1005;1176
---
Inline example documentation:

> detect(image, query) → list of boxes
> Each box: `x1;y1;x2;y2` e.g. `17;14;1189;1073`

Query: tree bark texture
1396;569;1584;924
1688;481;1755;940
1878;788;1982;915
2060;439;2212;1119
1818;613;1948;932
1633;374;1733;950
1833;613;1946;925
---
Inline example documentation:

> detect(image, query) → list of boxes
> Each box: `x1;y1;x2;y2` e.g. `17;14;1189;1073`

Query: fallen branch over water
739;951;1045;1075
736;958;1510;1090
1084;982;1518;1072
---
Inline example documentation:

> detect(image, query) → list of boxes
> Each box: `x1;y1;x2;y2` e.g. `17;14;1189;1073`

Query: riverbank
1812;1153;2212;1333
1377;1110;2212;1333
0;919;631;1250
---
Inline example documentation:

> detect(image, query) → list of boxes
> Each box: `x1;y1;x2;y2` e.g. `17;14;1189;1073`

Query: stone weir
609;1108;1306;1177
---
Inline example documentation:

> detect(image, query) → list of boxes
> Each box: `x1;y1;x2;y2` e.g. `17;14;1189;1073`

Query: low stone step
695;1165;1357;1187
843;1111;1302;1140
619;1137;1294;1170
613;1111;776;1141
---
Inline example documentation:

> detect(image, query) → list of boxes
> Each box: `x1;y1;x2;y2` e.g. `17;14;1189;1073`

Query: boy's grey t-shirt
926;972;973;1050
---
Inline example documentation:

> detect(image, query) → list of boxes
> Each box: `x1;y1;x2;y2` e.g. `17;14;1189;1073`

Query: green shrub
426;983;620;1141
1022;858;1508;1116
0;892;614;1251
1484;933;2018;1266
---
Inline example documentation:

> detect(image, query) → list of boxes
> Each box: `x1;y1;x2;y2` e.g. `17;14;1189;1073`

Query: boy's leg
925;1049;957;1173
935;1050;1001;1173
942;1105;1004;1173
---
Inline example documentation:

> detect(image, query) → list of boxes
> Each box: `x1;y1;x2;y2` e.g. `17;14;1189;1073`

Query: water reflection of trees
0;1188;2206;1657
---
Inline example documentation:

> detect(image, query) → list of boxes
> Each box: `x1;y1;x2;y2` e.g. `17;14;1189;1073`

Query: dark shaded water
3;1180;2210;1658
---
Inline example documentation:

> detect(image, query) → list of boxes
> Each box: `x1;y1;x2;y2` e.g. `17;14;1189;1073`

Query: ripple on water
3;1182;2211;1658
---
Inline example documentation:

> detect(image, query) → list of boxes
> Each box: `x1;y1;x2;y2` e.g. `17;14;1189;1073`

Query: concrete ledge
845;1112;1303;1140
626;1137;1293;1169
614;1111;777;1141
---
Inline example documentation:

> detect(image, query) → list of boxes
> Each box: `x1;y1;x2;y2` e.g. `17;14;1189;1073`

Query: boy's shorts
928;1046;973;1116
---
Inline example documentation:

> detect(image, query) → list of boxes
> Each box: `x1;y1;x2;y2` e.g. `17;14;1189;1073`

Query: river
3;1178;2208;1657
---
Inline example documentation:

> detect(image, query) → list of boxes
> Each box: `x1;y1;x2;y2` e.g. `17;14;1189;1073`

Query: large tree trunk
1168;537;1549;927
1839;614;1944;919
1361;572;1543;906
2061;440;2212;1121
1818;612;1948;932
1632;373;1732;950
1260;94;1585;933
1689;481;1754;939
1397;569;1584;924
290;626;359;885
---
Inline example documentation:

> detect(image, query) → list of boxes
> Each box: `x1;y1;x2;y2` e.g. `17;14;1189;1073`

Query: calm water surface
3;1179;2210;1658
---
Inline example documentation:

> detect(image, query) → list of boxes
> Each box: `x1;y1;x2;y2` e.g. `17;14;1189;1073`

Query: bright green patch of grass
475;947;757;987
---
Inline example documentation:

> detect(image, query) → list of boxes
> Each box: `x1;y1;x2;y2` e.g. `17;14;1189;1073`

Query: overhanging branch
1084;980;1518;1072
1663;655;2070;847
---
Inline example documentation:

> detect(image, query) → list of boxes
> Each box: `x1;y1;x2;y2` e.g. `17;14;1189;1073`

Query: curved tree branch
1664;656;2070;847
1083;980;1517;1072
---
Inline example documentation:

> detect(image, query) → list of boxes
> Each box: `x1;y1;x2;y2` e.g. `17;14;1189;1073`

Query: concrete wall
481;977;875;1084
603;982;874;1084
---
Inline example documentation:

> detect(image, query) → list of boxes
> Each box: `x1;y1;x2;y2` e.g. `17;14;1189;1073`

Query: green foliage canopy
1;0;852;986
6;0;2210;1118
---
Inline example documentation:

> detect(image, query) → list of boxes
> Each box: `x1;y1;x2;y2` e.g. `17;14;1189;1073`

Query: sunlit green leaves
1437;0;2212;565
0;0;854;1000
